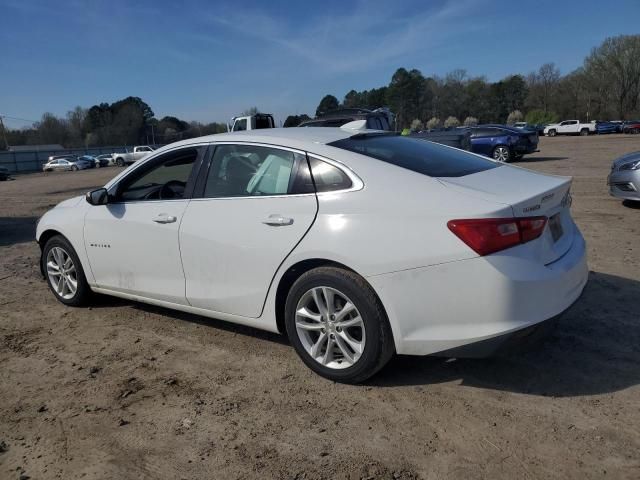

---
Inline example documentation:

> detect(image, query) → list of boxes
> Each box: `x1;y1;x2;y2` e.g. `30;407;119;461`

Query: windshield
329;134;499;178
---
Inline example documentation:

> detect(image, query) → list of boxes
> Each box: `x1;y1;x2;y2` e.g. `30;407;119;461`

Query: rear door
179;143;317;318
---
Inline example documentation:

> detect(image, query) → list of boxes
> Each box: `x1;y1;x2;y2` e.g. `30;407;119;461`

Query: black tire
548;129;557;137
71;165;78;171
580;128;589;136
116;157;125;167
284;266;395;384
492;145;511;162
41;235;92;307
633;128;640;135
514;154;524;161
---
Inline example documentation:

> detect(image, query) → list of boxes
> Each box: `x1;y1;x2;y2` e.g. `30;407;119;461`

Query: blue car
594;121;618;134
468;125;539;162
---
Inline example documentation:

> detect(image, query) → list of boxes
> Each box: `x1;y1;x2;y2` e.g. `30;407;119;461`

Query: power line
0;114;39;124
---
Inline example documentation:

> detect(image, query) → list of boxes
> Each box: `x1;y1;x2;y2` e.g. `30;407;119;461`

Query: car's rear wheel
548;129;557;137
580;128;589;136
42;235;91;306
632;128;640;135
116;157;125;167
492;145;511;162
284;267;394;384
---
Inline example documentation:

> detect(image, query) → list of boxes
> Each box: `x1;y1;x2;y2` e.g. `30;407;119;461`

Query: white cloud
205;0;486;75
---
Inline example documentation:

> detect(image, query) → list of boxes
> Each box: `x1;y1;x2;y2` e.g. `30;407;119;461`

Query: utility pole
0;116;9;150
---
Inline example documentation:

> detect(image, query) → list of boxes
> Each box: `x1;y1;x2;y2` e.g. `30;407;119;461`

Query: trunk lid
438;165;574;264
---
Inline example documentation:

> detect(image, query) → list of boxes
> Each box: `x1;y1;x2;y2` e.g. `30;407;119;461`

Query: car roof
159;127;358;154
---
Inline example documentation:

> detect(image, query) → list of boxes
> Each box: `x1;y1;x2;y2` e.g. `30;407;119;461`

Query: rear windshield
329;135;500;177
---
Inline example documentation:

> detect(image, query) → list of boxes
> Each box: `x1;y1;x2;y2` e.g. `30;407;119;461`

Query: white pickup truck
228;113;275;132
544;120;595;137
114;146;155;167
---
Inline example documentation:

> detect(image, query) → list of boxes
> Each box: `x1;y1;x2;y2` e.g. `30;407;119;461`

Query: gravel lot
1;134;639;480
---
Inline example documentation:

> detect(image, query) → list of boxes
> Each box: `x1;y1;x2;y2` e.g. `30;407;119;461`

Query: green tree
584;35;640;118
316;95;340;116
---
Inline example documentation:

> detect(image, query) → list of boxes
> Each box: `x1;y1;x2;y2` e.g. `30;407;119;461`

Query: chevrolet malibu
36;128;588;383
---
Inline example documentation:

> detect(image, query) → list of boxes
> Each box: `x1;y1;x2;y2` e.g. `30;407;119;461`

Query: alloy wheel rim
295;286;365;369
46;247;78;300
494;147;509;162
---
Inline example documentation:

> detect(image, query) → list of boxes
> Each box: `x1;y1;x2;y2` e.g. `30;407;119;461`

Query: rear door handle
262;214;294;226
153;214;177;224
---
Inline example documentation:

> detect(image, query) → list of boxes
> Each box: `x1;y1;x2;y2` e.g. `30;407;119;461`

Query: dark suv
299;108;392;130
469;125;539;162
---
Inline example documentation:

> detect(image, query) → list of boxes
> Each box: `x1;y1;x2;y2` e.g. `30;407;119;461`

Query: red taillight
447;216;547;256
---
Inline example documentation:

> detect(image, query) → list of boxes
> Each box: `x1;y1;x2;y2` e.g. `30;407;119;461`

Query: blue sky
1;0;639;127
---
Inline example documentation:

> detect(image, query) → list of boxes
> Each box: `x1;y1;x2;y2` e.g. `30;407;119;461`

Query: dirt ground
1;134;639;480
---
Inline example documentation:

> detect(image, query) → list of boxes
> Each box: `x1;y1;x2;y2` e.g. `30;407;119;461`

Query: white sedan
36;128;588;383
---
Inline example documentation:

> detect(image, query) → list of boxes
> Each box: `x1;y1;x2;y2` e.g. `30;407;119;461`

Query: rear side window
329;135;499;177
309;157;352;192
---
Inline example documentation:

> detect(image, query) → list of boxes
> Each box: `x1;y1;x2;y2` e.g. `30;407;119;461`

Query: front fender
37;196;95;284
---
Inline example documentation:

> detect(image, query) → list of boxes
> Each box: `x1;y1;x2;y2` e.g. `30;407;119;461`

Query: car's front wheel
284;267;394;383
71;165;78;171
116;157;125;167
548;129;557;137
42;235;91;306
492;145;511;162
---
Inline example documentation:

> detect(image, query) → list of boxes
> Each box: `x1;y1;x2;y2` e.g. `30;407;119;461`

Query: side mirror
86;188;109;206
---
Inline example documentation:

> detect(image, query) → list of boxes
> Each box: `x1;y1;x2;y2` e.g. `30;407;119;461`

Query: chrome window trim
306;153;364;195
107;140;364;204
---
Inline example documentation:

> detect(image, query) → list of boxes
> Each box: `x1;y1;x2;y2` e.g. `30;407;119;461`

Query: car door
470;128;494;156
83;145;206;304
57;160;69;170
179;143;318;318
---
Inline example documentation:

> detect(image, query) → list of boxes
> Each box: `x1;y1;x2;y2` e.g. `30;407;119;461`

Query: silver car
608;151;640;202
42;157;92;172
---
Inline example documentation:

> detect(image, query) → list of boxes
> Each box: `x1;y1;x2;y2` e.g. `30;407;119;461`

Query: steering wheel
159;180;186;200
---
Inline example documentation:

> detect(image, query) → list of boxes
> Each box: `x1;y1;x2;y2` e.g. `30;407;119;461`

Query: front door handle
262;214;294;227
153;214;177;224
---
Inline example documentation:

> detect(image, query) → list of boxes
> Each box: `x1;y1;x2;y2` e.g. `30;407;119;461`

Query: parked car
95;154;115;166
47;154;76;162
468;125;539;162
609;120;624;132
77;155;99;168
410;128;471;151
37;128;587;383
228;113;276;132
0;166;10;181
594;121;618;135
300;108;471;150
113;146;155;167
513;122;545;135
42;157;92;172
608;151;640;203
543;120;595;136
299;108;392;130
78;155;109;168
622;121;640;134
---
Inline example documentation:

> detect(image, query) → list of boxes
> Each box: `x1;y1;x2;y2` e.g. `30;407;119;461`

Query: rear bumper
368;225;588;356
432;304;567;358
514;144;538;154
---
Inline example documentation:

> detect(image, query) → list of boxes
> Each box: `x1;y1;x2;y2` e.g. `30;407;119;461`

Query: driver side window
115;148;199;202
